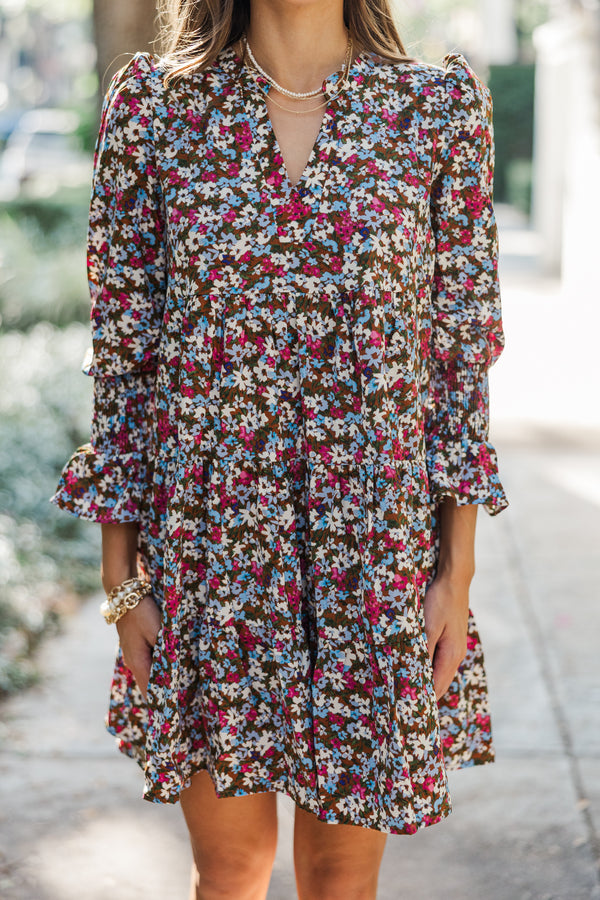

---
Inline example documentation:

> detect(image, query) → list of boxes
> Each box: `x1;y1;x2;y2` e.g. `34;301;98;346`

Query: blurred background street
1;0;599;898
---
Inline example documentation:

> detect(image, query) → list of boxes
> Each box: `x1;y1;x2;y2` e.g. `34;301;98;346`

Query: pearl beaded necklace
242;32;353;101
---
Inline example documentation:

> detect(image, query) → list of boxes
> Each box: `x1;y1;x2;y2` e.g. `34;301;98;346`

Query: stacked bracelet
100;577;152;625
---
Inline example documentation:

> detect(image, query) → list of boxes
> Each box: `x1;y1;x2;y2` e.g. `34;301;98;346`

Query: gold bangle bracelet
100;577;152;625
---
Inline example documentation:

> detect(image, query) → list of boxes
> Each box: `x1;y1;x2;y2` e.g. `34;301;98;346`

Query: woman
50;0;509;896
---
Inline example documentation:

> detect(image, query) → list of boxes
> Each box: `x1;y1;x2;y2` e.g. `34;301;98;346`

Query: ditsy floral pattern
50;44;508;835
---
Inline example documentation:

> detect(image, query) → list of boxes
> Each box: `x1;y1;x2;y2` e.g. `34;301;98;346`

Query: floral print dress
50;43;508;835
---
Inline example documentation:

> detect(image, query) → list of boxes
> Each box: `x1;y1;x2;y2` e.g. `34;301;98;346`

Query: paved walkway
1;205;599;899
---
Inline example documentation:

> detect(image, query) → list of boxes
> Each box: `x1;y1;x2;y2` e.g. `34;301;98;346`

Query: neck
237;0;354;94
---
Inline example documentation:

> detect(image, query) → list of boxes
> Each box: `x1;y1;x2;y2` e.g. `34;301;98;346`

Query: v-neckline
265;95;334;195
224;44;373;198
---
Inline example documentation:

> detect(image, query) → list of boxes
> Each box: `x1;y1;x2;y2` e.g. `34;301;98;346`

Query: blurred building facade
3;0;598;289
532;0;600;292
0;0;94;119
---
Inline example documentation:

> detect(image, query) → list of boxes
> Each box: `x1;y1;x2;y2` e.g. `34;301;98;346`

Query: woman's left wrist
436;558;475;587
100;576;153;625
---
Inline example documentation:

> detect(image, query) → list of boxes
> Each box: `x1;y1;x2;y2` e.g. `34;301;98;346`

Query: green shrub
506;157;533;217
0;188;91;332
488;63;536;215
0;322;101;694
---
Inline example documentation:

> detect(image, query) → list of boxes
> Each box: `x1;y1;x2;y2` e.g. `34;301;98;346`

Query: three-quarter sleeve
50;52;167;523
424;53;508;516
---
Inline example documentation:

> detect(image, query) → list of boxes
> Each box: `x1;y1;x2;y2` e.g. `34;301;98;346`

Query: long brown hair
156;0;415;84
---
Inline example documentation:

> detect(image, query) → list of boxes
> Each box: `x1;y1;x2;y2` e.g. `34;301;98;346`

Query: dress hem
145;757;454;837
107;727;455;836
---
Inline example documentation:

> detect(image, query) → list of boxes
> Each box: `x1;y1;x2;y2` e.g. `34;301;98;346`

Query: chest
157;77;437;293
265;95;329;189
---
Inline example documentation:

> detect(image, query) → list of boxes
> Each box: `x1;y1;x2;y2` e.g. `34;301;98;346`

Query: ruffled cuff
49;443;147;523
88;370;157;456
425;362;509;515
426;435;509;515
427;360;489;441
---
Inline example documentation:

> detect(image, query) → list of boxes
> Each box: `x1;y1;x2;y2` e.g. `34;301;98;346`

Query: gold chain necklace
264;90;329;115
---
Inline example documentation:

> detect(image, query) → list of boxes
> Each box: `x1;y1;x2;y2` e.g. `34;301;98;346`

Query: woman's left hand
423;570;471;700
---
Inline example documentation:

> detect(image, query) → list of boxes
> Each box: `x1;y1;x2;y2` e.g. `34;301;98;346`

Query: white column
479;0;518;64
531;18;574;277
532;9;600;285
559;11;600;298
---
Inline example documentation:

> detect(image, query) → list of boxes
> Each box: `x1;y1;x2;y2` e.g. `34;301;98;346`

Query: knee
191;841;276;900
297;859;379;900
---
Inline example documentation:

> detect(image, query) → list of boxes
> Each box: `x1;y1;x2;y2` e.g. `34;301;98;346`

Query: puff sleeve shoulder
424;53;508;516
49;52;167;522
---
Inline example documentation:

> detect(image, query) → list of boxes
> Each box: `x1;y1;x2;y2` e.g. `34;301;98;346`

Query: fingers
137;659;151;703
119;612;156;701
431;634;467;700
141;614;161;648
122;642;153;702
424;621;441;663
431;644;455;700
426;623;456;698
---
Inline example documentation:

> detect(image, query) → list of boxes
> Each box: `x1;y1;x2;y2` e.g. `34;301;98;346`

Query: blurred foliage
397;0;550;62
514;0;552;60
26;0;93;19
0;322;100;694
505;158;533;218
489;63;536;215
0;188;91;332
397;0;478;62
71;96;101;154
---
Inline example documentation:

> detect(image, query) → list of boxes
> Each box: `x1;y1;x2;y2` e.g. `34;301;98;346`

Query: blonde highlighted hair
157;0;415;84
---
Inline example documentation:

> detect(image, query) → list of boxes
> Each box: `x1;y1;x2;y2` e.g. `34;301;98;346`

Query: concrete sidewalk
1;206;599;899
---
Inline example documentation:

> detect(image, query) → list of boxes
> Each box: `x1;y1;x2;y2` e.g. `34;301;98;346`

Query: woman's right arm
50;53;167;528
48;55;167;699
101;522;160;701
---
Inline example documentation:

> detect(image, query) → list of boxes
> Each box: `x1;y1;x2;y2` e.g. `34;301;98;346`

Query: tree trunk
93;0;159;97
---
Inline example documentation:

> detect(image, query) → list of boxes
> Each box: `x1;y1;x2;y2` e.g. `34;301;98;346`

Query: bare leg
180;770;278;900
293;805;387;900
